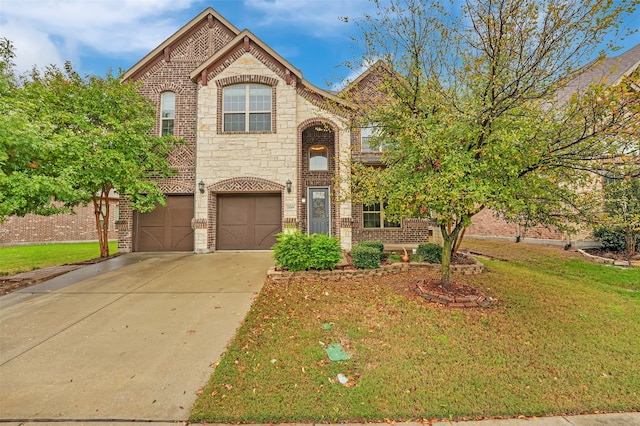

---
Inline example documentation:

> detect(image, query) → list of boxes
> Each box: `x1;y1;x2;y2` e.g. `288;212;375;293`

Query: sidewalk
1;412;639;425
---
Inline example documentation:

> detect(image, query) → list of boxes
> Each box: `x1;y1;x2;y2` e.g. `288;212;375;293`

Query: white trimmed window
363;201;400;228
223;84;272;132
160;92;175;136
361;126;383;152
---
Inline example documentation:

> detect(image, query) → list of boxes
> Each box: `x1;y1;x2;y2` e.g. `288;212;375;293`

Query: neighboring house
467;43;640;247
118;7;432;253
0;195;118;246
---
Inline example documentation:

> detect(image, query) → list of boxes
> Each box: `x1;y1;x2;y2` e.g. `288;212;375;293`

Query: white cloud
0;0;205;74
244;0;372;37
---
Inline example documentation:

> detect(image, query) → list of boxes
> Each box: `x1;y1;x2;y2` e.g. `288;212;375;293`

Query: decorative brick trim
208;176;284;193
215;76;278;134
206;177;285;250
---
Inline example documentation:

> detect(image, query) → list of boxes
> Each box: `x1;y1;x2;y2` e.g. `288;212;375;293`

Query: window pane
224;113;245;131
161;119;174;136
224;86;246;112
249;113;271;131
161;92;175;118
249;85;271;111
309;146;328;171
363;212;381;228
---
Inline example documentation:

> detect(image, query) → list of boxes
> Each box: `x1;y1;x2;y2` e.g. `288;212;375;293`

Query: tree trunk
93;189;111;258
440;234;453;289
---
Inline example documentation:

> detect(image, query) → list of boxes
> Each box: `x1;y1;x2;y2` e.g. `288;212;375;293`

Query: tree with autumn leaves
341;0;640;287
0;39;182;257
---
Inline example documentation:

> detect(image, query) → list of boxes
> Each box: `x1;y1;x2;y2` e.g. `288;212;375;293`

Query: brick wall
0;201;118;245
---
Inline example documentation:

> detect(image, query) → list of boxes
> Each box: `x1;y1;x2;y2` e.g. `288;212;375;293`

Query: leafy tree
25;63;182;257
1;44;182;257
0;38;78;219
341;0;640;287
599;175;640;256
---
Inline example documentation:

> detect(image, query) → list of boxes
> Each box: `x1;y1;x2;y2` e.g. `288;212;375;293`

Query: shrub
309;233;342;270
352;245;381;269
272;230;312;271
357;241;384;259
272;231;343;271
593;225;635;253
417;243;442;263
387;253;403;263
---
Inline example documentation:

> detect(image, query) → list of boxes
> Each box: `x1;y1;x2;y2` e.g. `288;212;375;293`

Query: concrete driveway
0;251;273;423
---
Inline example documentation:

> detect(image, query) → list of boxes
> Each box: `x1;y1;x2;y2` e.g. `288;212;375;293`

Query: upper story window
160;92;175;136
223;84;272;132
309;145;329;171
361;126;383;152
363;201;400;228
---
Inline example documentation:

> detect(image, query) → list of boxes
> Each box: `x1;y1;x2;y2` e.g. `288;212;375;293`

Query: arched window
309;145;328;171
223;84;272;132
160;92;175;136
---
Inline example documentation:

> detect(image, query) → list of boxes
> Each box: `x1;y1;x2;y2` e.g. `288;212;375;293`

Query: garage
217;193;281;250
134;195;194;252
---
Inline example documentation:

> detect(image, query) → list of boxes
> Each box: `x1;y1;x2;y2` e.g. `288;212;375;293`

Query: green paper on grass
326;343;350;361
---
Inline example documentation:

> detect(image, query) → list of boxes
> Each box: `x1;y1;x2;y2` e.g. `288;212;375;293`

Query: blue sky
1;0;639;90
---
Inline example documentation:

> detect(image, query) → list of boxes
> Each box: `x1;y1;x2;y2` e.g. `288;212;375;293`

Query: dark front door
308;188;330;235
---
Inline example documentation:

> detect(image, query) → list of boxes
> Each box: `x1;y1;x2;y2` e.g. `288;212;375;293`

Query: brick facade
0;201;118;245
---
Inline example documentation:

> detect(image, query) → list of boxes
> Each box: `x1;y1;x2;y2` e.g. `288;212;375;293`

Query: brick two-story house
117;7;432;253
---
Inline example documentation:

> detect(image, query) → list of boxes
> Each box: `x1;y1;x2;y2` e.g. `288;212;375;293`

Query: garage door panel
218;194;281;250
134;195;194;252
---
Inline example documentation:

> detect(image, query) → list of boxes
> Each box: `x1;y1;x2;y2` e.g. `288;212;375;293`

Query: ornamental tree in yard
0;39;78;219
3;56;182;257
341;0;640;287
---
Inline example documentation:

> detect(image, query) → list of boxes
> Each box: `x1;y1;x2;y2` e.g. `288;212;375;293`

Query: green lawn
191;240;640;423
0;241;118;276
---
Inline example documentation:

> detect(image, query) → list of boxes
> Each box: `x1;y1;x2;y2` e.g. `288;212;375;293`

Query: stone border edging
267;255;484;283
577;249;638;267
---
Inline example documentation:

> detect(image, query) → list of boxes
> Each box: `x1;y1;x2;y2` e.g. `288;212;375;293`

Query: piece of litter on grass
322;323;332;330
337;373;348;384
326;343;350;361
271;359;277;364
319;341;325;346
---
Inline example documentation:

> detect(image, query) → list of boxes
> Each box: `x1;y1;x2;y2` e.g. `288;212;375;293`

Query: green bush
309;233;343;270
593;225;637;253
272;231;343;271
417;243;442;263
387;253;403;263
352;245;381;269
357;241;384;259
272;231;312;271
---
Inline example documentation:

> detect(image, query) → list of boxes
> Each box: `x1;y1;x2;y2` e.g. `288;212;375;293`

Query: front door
308;188;330;235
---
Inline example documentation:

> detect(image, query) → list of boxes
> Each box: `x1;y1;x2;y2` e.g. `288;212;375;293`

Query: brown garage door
217;193;281;250
134;195;194;252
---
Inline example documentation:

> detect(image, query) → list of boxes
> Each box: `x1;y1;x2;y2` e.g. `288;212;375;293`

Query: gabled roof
556;43;640;103
122;8;240;82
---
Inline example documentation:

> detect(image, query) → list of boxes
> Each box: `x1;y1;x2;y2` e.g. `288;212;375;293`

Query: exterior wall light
199;180;205;194
286;179;292;193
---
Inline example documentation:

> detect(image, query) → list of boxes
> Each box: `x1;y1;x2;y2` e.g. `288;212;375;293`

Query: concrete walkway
0;251;273;423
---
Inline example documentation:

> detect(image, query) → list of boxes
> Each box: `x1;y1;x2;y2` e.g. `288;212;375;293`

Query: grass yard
191;240;640;423
0;241;118;276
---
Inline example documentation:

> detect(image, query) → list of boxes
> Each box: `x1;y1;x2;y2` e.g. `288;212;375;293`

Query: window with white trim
160;92;175;136
223;84;272;132
363;201;400;228
361;126;383;152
